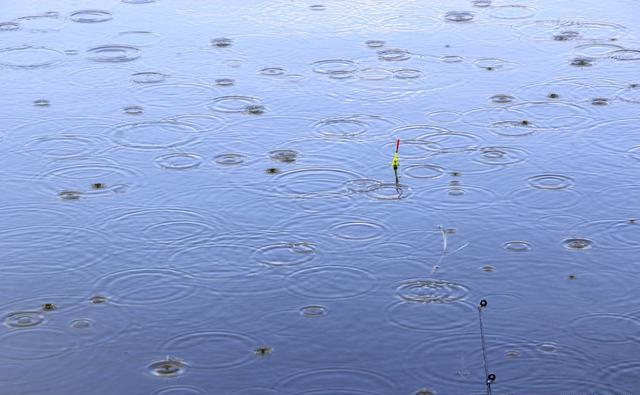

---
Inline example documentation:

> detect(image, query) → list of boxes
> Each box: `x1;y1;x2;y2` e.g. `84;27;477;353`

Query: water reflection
2;0;640;393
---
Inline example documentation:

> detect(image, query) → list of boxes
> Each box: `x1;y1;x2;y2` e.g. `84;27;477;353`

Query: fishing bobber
392;138;400;169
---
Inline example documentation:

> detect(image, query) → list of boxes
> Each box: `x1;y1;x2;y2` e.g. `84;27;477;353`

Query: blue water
1;0;640;394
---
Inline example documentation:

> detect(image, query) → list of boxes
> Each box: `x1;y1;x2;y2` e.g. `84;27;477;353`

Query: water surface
1;0;640;393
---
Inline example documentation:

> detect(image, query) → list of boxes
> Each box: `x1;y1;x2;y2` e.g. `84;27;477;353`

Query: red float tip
395;138;400;153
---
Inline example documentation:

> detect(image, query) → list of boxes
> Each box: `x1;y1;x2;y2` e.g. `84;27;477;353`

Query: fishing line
478;299;495;395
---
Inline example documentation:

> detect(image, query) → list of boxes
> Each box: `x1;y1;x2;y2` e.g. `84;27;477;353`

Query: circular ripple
136;83;216;108
277;368;394;393
66;304;132;349
528;174;574;190
477;293;523;311
23;134;108;159
599;360;640;393
518;20;626;41
170;243;259;279
562;237;593;250
474;57;516;71
33;99;50;107
511;187;583;210
0;226;107;275
516;376;626;394
490;94;515;104
444;11;474;22
223;59;242;68
86;44;141;62
489;120;539;136
0;46;64;68
269;167;360;198
149;358;188;377
155;153;202;170
326;70;354;80
89;295;108;305
366;183;412;201
554;30;581;41
59;190;82;200
357;67;392;81
61;66;132;88
574;43;624;58
618;86;640;103
123;105;143;115
417;185;496;210
312;59;358;75
0;294;86;316
0;328;77;360
210;96;262;113
418;130;482;153
111;121;200;149
287;388;381;394
39;156;140;198
489;5;535;19
386;301;475;332
69;10;112;23
441;55;464;63
260;67;285;76
269;149;298;163
312;118;369;138
345;178;382;193
213;153;247;166
393;68;422;79
472;146;527;165
509;101;589;128
463;107;527;128
377;48;410;61
4;311;45;328
403;164;445;179
378;139;431;162
610;49;640;61
253;242;317;267
69;318;93;331
426;110;461;123
571;56;594;67
162;331;257;369
210;37;232;47
503;240;532;252
287;265;377;300
0;205;84;228
152;386;206;395
314;115;400;140
102;207;214;245
216;77;235;86
396;279;469;303
365;40;385;48
328;220;385;241
94;268;197;306
117;31;162;47
569;313;640;343
604;219;640;249
245;104;266;115
167;114;226;134
300;305;328;318
131;71;167;84
588;119;640;155
592;97;610;106
0;22;19;31
408;333;591;391
15;13;65;32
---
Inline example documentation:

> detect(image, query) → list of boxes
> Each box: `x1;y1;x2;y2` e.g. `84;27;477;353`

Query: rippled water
1;0;640;393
